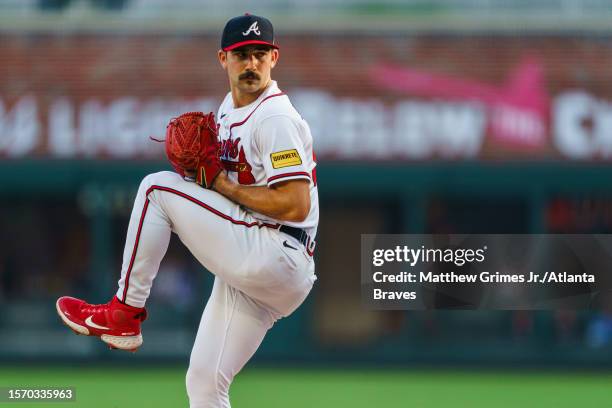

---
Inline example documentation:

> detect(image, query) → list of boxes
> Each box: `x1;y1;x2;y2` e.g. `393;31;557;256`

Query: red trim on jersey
121;185;281;302
306;236;316;257
229;92;286;138
147;185;280;228
268;171;311;184
121;198;150;303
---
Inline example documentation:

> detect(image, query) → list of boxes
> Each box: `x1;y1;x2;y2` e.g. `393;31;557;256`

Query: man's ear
270;49;279;68
218;50;227;69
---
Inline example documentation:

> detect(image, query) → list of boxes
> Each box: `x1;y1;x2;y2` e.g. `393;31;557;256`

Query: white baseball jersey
114;81;318;408
217;80;319;239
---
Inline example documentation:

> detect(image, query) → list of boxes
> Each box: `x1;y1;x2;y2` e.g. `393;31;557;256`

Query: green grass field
0;366;610;407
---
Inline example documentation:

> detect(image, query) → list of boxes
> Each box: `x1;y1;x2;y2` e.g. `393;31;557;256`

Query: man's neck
232;80;272;108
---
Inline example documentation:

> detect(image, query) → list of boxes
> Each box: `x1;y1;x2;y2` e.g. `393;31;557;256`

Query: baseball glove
162;111;222;189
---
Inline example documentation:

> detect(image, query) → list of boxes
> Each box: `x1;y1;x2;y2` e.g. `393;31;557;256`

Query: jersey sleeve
254;115;312;186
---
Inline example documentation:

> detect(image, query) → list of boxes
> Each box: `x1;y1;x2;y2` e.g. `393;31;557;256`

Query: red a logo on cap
242;22;261;36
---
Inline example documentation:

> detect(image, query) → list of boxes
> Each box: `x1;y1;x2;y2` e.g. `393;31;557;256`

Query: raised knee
186;365;231;407
142;171;178;186
138;171;180;192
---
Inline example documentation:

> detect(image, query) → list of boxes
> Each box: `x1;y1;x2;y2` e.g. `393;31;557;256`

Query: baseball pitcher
56;14;318;408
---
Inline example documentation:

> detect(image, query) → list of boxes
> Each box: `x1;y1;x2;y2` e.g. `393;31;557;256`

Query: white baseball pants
115;171;316;408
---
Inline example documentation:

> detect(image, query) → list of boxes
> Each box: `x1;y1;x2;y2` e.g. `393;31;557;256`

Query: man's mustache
240;71;260;80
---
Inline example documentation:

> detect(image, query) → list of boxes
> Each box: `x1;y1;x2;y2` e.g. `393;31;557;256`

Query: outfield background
0;1;611;407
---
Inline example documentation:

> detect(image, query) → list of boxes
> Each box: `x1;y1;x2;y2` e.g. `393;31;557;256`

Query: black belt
279;225;309;246
279;225;316;255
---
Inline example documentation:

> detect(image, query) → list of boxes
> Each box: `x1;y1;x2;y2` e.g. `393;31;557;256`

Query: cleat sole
101;334;142;351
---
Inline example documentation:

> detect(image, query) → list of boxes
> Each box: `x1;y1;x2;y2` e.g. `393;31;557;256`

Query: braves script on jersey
217;80;319;238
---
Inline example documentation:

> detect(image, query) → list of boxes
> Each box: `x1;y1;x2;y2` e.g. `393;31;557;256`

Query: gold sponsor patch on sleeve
270;149;302;169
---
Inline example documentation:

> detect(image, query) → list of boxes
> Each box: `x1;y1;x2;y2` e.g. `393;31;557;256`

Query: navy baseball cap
221;14;279;52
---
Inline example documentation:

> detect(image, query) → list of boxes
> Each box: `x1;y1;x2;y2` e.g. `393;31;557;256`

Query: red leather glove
164;112;222;188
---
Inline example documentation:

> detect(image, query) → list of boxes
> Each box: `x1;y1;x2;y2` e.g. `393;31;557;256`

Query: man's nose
245;54;258;70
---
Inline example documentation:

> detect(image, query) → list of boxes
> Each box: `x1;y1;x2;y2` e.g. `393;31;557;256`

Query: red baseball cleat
56;296;147;351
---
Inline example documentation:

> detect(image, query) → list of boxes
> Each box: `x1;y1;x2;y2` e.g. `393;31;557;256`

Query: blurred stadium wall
1;0;612;366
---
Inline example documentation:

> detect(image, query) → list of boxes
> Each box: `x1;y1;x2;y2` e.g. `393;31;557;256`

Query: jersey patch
270;149;302;169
